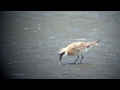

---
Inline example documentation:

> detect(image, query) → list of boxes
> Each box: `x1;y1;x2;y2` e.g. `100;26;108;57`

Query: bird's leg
80;54;84;63
73;55;79;64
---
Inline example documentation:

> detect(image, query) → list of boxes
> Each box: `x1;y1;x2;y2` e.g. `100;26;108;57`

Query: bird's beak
59;54;62;65
58;52;65;65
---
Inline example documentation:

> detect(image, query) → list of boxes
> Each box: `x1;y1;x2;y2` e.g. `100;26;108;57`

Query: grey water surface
0;11;120;79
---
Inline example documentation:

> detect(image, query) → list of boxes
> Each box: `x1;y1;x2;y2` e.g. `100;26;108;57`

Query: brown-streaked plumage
58;40;100;65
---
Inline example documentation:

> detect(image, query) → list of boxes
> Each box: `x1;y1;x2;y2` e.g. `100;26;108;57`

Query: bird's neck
62;48;68;56
66;47;76;56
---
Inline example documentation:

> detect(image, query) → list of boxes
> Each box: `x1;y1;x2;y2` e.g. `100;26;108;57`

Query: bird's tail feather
96;40;100;43
95;40;100;45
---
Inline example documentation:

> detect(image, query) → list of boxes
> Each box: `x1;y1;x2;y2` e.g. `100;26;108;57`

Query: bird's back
66;40;99;55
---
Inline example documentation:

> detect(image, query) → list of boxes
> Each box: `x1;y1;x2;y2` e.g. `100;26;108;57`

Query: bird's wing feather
67;41;97;51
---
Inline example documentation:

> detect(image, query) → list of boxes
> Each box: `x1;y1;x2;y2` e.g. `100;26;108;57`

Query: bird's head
58;48;67;65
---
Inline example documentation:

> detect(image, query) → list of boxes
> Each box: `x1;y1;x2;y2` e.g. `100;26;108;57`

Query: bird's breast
67;48;78;56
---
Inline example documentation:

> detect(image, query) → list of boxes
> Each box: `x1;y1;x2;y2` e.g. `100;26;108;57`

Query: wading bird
58;40;100;65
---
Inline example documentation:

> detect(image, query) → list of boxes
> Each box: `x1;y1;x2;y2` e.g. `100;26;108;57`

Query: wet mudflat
0;11;120;79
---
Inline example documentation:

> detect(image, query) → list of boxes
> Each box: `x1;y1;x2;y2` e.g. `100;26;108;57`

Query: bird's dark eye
61;52;65;56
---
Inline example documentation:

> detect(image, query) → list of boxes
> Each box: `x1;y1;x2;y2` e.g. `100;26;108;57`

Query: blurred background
0;11;120;79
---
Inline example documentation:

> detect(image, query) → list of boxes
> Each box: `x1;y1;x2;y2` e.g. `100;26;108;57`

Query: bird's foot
79;62;84;64
63;63;75;65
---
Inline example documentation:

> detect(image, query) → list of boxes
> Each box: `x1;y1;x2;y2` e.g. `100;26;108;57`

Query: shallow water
0;11;120;79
